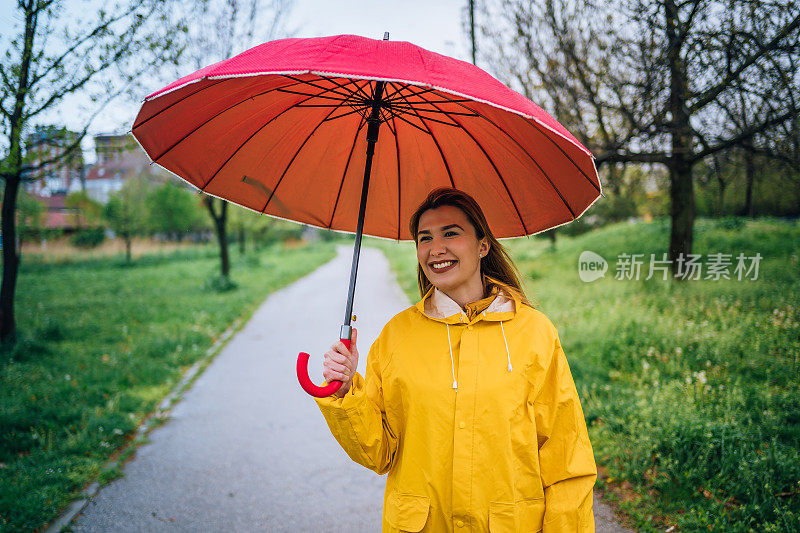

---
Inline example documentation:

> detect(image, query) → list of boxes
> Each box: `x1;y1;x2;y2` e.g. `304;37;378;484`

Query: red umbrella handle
296;338;350;397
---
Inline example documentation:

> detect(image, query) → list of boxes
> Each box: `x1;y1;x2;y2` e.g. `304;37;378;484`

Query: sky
1;0;474;162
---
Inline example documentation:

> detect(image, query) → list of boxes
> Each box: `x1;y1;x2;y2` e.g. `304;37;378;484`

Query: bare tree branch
691;107;797;162
28;2;147;89
689;12;800;113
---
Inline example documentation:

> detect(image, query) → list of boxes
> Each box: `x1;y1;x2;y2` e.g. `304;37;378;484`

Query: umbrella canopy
132;33;603;397
132;34;602;241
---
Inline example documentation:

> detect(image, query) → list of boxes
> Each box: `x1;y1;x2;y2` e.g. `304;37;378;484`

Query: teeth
432;261;454;270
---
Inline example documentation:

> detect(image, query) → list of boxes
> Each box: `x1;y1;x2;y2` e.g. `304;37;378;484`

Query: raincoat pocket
489;498;545;532
385;492;430;532
488;501;517;531
518;498;545;531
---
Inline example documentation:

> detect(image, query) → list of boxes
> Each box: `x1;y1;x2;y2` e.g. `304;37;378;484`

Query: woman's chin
429;278;457;293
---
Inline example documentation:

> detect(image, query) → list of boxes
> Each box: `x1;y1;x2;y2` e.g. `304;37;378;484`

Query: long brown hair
409;187;533;307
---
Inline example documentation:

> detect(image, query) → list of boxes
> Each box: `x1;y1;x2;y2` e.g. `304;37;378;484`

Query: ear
479;238;490;258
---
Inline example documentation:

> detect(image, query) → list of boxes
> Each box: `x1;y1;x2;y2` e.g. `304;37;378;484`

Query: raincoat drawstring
500;320;513;372
484;310;513;372
446;323;457;390
448;315;513;390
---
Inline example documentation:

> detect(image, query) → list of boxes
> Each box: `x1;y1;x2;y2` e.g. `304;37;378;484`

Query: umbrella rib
293;103;356;108
525;121;599;192
323;106;370;123
388;101;478;116
133;78;229;130
276;88;355;103
391;112;433;135
199;92;321;192
329;77;372;103
328;115;367;229
314;74;371;99
388;103;477;117
320;75;374;103
382;82;414;103
386;106;464;126
418;96;534;232
261;104;344;214
384;86;472;125
394;89;456;188
150;78;309;163
436;93;600;195
383;111;397;137
282;74;368;103
392;114;402;241
443;103;577;220
394;98;471;105
390;85;437;102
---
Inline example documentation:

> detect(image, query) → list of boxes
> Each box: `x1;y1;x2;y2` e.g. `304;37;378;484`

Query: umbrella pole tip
383;32;389;40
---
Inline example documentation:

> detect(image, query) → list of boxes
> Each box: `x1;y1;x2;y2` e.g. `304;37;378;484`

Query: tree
146;182;204;239
468;0;478;65
0;0;189;341
15;189;45;253
479;0;800;276
182;0;293;280
104;176;151;262
227;202;277;255
64;190;102;229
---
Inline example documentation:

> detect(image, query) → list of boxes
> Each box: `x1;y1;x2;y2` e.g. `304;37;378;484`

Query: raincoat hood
416;275;519;323
416;275;520;390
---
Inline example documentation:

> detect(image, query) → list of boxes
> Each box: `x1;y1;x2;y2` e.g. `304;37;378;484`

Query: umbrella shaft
343;81;386;331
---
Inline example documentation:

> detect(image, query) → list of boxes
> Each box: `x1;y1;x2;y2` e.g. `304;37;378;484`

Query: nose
430;236;447;255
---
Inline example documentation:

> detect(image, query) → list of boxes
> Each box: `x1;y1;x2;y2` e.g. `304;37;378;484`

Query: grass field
369;216;800;532
0;242;338;532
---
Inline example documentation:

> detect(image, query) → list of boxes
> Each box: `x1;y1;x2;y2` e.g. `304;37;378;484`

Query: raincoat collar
415;274;520;324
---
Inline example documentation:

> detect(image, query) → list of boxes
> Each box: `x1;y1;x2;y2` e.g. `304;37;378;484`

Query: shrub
715;215;746;231
70;227;106;248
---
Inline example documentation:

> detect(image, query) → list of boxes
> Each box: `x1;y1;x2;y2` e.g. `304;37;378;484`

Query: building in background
84;133;168;203
21;129;171;231
21;126;85;231
23;125;84;198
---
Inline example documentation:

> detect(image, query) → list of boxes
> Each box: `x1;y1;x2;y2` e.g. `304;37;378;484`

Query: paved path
72;245;631;532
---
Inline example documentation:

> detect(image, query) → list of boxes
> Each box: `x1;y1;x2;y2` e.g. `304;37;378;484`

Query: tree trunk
204;197;230;278
743;146;756;218
16;215;23;258
238;224;245;255
1;176;21;341
606;163;621;196
665;0;695;279
668;159;695;276
216;201;229;277
469;0;477;65
714;164;727;217
1;3;36;341
125;234;132;263
716;181;726;217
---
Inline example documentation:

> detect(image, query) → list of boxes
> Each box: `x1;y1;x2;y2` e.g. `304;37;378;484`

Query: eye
418;235;431;242
445;230;458;237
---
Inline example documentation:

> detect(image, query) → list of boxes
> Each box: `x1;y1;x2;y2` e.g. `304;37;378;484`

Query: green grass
369;217;800;532
0;242;337;532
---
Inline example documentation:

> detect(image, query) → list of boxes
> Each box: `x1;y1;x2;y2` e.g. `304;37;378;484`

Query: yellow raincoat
315;276;596;532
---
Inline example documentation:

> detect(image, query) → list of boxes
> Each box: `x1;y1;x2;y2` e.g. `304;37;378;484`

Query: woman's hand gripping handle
296;327;359;398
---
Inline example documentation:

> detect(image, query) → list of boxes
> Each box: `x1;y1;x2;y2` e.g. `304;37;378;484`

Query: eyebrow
416;224;464;236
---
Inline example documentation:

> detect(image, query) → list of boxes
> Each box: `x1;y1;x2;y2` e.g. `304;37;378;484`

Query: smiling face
416;205;490;306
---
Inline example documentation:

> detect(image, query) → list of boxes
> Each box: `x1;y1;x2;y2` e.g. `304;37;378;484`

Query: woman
315;188;597;532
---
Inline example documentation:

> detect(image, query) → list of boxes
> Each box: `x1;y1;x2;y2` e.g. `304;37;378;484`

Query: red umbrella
132;33;602;397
